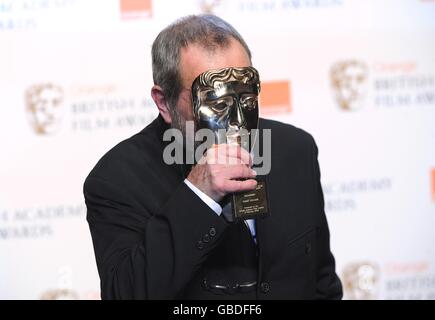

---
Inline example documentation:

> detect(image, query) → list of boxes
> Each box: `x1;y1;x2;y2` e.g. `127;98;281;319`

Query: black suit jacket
84;115;342;299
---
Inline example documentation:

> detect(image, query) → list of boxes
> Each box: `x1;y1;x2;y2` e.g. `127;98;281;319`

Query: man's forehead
179;40;252;88
193;66;259;90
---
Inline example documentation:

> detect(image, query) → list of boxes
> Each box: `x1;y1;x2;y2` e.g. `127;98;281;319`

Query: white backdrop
1;0;434;300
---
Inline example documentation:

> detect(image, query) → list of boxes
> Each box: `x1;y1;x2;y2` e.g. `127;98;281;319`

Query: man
84;14;342;299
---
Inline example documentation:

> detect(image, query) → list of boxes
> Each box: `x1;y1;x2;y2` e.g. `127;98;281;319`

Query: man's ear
151;85;172;124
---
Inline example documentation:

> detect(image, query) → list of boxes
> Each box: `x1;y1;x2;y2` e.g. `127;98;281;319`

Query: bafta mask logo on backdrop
330;60;369;111
198;0;224;14
40;289;79;300
341;261;380;300
120;0;152;19
25;83;64;135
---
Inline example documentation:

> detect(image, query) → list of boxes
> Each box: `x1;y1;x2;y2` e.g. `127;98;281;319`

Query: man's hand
187;144;257;202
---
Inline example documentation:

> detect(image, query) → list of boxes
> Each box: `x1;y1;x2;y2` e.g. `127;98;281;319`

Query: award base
232;180;269;220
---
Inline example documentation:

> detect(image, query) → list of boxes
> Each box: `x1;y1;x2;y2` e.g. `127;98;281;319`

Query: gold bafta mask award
191;66;269;220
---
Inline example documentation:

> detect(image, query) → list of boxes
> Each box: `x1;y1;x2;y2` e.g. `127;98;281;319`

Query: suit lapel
255;121;289;276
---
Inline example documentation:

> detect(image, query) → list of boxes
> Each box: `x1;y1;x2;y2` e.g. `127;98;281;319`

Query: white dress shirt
184;179;256;242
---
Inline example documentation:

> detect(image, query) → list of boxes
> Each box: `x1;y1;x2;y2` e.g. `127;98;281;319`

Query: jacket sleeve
311;139;343;300
84;175;229;299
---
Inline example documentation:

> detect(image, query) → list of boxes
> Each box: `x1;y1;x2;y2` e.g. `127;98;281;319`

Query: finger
221;164;257;180
215;144;252;166
221;179;258;193
203;145;236;165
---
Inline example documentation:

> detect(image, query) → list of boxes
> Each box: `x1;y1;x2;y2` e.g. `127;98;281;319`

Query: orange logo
431;168;435;201
120;0;152;19
259;80;291;115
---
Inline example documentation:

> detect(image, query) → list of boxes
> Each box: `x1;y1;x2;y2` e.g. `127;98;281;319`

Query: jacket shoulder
84;117;166;186
259;117;316;149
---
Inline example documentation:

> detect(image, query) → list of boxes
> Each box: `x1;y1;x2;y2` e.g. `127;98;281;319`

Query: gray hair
151;14;252;110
